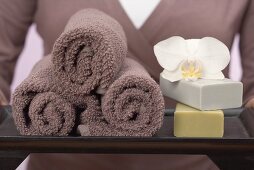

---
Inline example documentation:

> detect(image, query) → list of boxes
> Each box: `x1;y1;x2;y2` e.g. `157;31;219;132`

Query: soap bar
174;103;224;137
160;74;243;110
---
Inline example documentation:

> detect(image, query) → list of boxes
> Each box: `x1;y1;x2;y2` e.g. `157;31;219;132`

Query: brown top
0;0;254;106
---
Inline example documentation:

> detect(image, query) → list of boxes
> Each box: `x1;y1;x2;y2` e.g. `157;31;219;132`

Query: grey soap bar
160;74;243;110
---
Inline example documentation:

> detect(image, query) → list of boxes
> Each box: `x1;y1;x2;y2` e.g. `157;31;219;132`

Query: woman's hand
0;99;7;106
245;98;254;108
0;90;8;106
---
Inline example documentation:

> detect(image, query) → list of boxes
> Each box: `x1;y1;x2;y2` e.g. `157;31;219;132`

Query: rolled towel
78;58;165;136
68;94;101;124
52;9;127;95
12;57;76;136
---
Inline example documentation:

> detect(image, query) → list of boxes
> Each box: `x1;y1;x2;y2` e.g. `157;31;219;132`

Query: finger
245;98;254;108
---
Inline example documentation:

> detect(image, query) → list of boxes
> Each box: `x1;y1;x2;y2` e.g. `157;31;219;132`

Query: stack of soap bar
174;103;224;137
160;74;243;110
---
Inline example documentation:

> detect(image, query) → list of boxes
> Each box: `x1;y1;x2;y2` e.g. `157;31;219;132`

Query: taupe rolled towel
52;9;127;95
68;94;101;123
12;57;76;136
78;58;165;136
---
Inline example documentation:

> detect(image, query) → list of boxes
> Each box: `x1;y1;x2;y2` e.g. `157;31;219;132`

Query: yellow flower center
181;60;202;81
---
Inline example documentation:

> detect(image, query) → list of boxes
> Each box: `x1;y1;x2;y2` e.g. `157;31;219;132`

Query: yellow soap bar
174;103;224;137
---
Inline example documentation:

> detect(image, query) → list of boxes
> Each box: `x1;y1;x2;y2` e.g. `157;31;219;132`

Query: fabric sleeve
239;0;254;104
0;0;37;102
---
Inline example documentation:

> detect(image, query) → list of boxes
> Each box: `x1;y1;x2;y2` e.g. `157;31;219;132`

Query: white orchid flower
154;36;230;82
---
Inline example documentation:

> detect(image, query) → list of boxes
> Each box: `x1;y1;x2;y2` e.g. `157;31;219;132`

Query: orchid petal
154;36;187;71
202;71;225;80
161;69;182;82
196;37;230;74
155;36;230;82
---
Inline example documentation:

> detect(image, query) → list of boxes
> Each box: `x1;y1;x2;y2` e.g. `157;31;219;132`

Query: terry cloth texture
12;9;164;137
12;9;128;136
52;8;127;95
12;56;76;136
78;57;165;136
12;56;103;136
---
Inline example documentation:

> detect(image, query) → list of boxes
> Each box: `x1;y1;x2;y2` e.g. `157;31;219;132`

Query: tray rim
1;106;254;155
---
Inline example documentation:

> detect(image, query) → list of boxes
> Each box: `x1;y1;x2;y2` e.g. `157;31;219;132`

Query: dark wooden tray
1;106;254;153
1;106;254;169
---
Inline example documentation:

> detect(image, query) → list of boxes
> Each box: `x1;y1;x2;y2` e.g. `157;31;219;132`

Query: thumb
245;98;254;108
0;90;8;105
